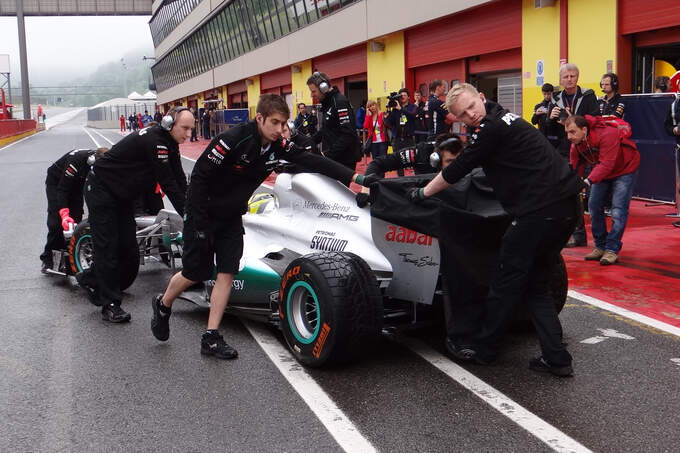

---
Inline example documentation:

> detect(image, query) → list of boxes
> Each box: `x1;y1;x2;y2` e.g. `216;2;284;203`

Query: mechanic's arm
151;143;186;217
55;157;80;210
286;150;354;186
365;152;404;177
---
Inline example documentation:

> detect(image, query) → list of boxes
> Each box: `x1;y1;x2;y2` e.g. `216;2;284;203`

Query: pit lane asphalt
1;112;679;452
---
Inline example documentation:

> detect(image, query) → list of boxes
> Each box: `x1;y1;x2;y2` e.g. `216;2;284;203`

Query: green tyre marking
286;280;321;345
75;233;92;273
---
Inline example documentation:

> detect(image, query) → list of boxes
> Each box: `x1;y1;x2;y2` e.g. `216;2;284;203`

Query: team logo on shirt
157;146;169;160
64;164;78;177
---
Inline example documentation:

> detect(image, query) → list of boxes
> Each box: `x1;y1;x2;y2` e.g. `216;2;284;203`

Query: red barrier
0;119;37;139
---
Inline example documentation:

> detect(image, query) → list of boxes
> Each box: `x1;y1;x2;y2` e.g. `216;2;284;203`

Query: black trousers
84;173;137;306
472;197;578;366
41;183;83;263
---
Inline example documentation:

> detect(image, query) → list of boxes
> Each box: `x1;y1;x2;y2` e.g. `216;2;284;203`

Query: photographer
387;88;418;156
531;83;555;145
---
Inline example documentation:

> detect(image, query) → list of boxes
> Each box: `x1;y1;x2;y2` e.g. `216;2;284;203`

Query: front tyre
68;219;140;290
280;252;383;368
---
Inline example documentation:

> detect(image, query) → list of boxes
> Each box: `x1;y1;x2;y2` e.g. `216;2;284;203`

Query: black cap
541;83;554;93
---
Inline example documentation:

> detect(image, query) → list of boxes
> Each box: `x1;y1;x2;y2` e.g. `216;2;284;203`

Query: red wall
313;44;366;78
405;0;521;69
619;0;680;35
261;67;291;90
0;119;36;139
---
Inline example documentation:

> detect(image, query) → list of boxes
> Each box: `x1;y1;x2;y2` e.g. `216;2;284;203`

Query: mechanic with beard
307;72;360;170
78;107;192;323
598;73;625;118
409;83;582;377
40;147;108;273
150;94;376;359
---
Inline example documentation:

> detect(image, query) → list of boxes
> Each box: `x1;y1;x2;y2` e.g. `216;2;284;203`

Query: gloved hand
355;192;370;208
354;173;380;187
406;187;427;203
59;208;75;231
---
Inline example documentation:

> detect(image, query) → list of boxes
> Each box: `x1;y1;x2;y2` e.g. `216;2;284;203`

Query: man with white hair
407;83;583;376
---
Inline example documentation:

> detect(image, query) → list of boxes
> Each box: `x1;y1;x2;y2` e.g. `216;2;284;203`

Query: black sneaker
41;260;53;274
529;356;573;377
102;304;131;323
444;338;476;362
201;332;238;359
151;294;171;341
75;271;101;306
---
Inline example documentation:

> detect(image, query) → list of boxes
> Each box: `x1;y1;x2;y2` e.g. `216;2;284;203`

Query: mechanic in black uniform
40;148;108;273
665;94;680;228
598;73;625;118
149;94;376;359
293;102;318;137
409;83;583;377
307;72;360;170
79;107;192;323
427;79;455;137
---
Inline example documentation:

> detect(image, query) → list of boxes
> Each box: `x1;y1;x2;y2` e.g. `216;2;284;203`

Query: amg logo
318;212;359;222
310;235;348;252
385;225;433;246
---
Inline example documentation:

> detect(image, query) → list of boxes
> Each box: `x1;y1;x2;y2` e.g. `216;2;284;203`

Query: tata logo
318;212;358;221
385;225;433;246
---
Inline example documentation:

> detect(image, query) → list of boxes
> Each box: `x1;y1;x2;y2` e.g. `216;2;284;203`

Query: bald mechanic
78;107;192;322
408;83;583;377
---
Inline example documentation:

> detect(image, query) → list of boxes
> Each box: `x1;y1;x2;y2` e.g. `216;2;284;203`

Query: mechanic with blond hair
408;83;583;377
151;94;377;359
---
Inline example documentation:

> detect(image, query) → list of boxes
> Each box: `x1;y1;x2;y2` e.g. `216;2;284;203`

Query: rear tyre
68;219;140;290
280;252;383;368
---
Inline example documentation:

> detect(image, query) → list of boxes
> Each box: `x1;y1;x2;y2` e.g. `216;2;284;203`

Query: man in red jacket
565;115;640;265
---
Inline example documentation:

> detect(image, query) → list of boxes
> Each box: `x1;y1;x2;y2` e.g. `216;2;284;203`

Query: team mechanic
78;107;192;323
150;94;377;360
40;148;108;273
408;83;583;377
307;71;361;170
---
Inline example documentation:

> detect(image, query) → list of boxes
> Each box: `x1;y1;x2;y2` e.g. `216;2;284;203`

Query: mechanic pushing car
78;107;192;323
150;94;377;360
40;147;108;273
408;83;583;377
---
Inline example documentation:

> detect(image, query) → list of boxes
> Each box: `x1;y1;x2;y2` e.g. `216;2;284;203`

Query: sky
0;16;153;85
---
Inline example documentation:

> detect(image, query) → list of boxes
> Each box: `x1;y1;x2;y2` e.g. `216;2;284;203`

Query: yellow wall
0;128;36;148
367;32;405;111
568;0;617;95
197;93;204;109
221;86;228;105
247;75;261;119
291;60;314;115
521;0;560;121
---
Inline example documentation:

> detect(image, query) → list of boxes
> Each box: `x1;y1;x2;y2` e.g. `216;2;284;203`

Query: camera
386;91;400;108
558;108;569;120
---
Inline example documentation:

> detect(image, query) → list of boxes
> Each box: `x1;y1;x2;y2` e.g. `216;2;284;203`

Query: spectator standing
363;100;388;160
129;113;136;131
137;113;144;129
294;103;318;136
427;79;455;137
655;76;671;93
142;110;153;125
531;83;555;145
202;109;210;139
189;107;198;142
566;115;640;265
209;109;216;139
307;71;360;170
665;94;680;228
355;100;366;135
547;63;600;247
413;90;428;142
154;109;163;123
119;115;126;132
599;73;625;118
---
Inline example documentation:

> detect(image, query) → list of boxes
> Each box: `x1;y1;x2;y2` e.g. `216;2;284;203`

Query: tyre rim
286;281;321;344
76;234;93;272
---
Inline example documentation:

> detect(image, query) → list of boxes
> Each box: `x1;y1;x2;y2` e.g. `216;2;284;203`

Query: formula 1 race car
177;170;568;368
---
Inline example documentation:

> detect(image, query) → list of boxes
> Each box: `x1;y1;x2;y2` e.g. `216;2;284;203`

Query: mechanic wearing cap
78;107;192;323
408;83;583;377
307;72;360;170
150;94;376;360
40;148;108;274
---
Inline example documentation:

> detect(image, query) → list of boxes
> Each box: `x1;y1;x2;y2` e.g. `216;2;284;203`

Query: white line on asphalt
568;290;680;338
402;338;593;453
243;320;377;453
89;128;115;145
81;126;101;148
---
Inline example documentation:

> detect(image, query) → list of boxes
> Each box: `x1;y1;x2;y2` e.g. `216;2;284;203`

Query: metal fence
87;103;158;122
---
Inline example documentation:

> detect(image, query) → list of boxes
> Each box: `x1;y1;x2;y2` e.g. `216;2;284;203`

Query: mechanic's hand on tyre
406;187;427;203
355;192;370;208
59;208;75;231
